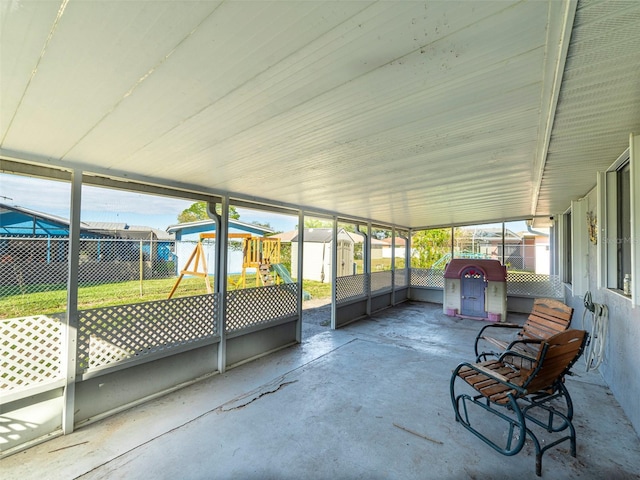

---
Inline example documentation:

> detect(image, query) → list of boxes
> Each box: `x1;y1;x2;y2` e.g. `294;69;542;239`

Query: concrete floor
3;301;640;479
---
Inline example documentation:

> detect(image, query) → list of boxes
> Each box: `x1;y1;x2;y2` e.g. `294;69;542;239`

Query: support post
63;170;81;434
212;198;229;373
331;216;338;330
391;227;396;305
407;229;413;296
296;210;304;343
365;222;371;316
502;222;506;265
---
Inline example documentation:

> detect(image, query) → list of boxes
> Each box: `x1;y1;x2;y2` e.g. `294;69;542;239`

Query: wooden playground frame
168;233;283;298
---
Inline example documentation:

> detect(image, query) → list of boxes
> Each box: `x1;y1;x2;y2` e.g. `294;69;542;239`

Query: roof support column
502;222;506;265
62;169;81;434
408;229;413;296
450;226;455;258
365;222;372;316
330;216;338;329
211;197;228;373
391;227;396;305
295;210;304;343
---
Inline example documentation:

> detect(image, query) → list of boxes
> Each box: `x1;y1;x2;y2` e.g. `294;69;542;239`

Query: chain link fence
0;237;180;320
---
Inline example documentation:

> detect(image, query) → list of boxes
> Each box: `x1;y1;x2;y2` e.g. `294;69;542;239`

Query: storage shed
291;228;355;282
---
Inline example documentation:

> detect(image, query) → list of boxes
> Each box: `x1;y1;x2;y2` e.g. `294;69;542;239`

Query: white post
212;198;229;372
331;217;338;329
62;170;81;434
296;210;304;342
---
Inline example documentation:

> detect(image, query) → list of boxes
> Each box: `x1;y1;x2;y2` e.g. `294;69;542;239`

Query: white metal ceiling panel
2;1;223;157
3;0;636;229
535;0;640;217
0;0;61;141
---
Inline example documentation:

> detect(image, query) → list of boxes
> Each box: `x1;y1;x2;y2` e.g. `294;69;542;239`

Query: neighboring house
289;228;355;282
520;231;550;275
0;202;173;263
165;219;273;241
455;227;550;273
380;237;407;259
456;227;524;268
0;203;176;287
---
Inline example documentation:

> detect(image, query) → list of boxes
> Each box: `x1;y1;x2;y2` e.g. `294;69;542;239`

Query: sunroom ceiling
1;0;639;229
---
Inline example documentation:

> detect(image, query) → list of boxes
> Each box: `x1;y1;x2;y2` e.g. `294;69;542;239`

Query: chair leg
450;371;527;458
522;395;577;477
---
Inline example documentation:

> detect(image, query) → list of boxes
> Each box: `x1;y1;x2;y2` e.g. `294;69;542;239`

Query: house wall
523;237;535;271
564;187;640;436
174;239;244;275
382;246;406;259
535;242;550;275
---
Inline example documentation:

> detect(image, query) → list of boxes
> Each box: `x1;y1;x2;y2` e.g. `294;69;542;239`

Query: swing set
168;233;283;298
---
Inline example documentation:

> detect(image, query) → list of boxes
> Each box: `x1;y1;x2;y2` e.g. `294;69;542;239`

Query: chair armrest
505;338;543;356
498;347;540;366
477;322;521;336
474;323;522;357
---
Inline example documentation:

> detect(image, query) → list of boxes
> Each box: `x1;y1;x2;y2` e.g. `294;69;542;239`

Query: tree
177;202;240;223
252;220;273;230
303;218;333;229
411;228;452;268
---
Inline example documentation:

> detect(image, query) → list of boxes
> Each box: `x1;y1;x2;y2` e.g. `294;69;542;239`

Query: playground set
168;233;300;298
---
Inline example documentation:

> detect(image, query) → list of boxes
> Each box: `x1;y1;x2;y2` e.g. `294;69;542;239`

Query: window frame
561;209;572;285
599;143;636;303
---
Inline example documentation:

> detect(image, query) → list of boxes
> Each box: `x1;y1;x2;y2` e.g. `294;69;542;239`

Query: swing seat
451;329;587;476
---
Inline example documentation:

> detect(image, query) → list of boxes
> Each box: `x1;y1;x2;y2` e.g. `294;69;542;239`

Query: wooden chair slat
526;313;569;331
532;298;573;314
534;301;573;320
531;306;573;322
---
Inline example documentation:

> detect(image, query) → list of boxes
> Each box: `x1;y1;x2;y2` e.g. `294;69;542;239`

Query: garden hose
582;291;608;372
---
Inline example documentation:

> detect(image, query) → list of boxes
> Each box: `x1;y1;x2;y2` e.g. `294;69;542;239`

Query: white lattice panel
371;270;392;293
226;284;298;332
1;315;63;390
411;268;444;288
78;294;218;371
506;272;563;298
88;335;131;369
336;274;368;304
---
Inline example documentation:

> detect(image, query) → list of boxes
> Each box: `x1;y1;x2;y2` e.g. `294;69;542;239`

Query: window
563;211;572;284
602;149;632;295
617;163;631;290
598;136;640;301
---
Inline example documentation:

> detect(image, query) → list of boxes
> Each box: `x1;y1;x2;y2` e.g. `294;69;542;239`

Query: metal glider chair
474;298;574;364
450;329;588;476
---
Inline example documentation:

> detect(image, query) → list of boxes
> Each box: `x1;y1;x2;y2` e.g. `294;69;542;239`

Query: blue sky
0;173;297;232
1;173;532;234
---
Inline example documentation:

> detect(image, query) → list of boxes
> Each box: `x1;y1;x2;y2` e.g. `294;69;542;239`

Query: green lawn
0;275;332;320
